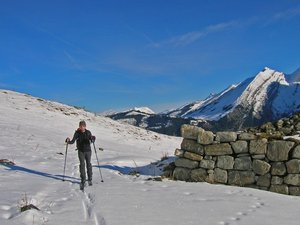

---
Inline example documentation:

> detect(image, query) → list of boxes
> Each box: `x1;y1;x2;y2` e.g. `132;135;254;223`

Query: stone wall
165;124;300;196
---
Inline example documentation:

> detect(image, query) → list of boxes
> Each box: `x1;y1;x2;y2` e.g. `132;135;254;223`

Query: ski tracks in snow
80;190;106;225
70;165;107;225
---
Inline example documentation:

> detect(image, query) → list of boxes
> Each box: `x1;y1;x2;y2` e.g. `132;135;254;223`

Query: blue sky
0;0;299;112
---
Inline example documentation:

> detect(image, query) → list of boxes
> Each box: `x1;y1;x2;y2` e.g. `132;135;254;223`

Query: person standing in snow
65;121;96;190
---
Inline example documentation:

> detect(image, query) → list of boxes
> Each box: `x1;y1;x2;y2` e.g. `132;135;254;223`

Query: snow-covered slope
165;67;300;130
2;89;300;225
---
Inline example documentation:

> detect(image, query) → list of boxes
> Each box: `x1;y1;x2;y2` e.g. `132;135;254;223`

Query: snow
118;107;155;116
236;68;286;117
133;107;155;115
185;82;249;120
166;67;300;122
272;83;300;117
1;89;300;225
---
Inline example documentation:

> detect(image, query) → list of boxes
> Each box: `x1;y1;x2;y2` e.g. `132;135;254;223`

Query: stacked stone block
171;124;300;196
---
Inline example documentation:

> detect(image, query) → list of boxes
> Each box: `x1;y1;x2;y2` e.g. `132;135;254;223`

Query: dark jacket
68;129;92;152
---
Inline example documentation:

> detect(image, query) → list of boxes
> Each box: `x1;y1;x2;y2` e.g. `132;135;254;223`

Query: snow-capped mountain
109;67;300;133
166;67;300;130
108;107;155;127
108;106;193;136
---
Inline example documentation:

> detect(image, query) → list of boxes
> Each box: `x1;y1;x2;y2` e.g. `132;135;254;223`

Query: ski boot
80;181;86;191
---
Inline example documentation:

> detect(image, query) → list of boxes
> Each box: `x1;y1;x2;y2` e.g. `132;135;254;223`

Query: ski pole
62;143;68;181
93;142;104;182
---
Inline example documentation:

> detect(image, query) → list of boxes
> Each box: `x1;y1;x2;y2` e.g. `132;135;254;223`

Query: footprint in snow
218;221;230;225
229;217;241;221
236;212;247;216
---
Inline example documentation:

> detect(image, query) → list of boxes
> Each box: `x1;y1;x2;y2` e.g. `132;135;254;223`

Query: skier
65;120;96;190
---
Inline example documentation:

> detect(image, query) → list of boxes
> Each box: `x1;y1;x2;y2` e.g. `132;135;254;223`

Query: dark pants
78;151;92;183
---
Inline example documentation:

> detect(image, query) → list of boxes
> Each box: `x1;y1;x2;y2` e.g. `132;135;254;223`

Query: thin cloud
63;50;84;71
152;21;238;48
265;5;300;25
33;25;95;59
123;23;157;46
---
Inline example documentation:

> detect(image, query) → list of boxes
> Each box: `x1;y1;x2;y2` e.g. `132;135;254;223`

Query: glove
65;137;70;143
91;136;96;143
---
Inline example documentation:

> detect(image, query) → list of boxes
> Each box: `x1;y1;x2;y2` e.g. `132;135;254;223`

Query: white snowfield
1;90;300;225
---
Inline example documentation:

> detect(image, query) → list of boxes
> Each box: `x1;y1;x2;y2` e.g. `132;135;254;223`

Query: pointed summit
165;67;297;128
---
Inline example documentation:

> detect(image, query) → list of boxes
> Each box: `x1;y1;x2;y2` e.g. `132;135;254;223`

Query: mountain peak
254;67;286;84
132;107;155;115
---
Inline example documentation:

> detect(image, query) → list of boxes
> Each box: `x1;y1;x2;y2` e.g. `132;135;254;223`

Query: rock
231;141;248;154
216;156;234;170
237;153;250;157
181;139;204;155
295;122;300;131
292;145;300;159
215;132;237;142
279;127;293;135
249;139;267;155
205;143;233;156
161;170;173;178
198;130;214;145
207;169;214;174
234;157;252;171
271;162;286;176
271;176;283;185
181;125;204;140
174;149;184;157
284;174;300;186
252;155;265;160
204;155;213;160
228;171;255;186
261;122;276;133
190;168;207;182
146;177;163;182
289;186;300;196
257;173;271;187
199;159;215;170
238;133;256;141
267;141;294;161
173;167;191;181
205;171;215;183
175;158;199;169
276;120;284;129
163;162;175;172
270;185;289;195
184;151;203;161
286;159;300;173
214;168;228;184
253;160;271;175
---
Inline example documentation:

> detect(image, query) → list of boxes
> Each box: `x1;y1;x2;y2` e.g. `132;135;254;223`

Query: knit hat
79;120;86;126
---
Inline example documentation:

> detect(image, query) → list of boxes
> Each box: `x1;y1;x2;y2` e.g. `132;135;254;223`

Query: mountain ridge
109;67;300;134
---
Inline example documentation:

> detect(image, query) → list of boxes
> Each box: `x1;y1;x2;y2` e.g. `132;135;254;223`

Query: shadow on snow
95;156;176;176
1;164;81;184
